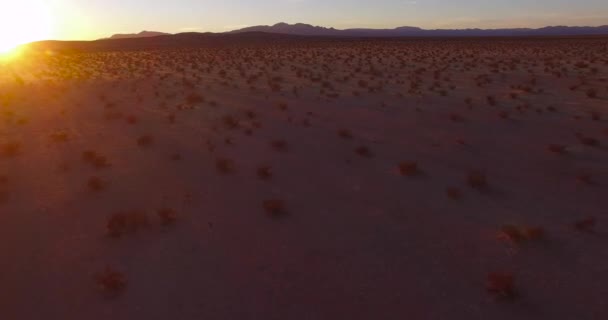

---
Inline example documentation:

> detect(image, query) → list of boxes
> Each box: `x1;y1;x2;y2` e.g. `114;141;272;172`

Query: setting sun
0;0;53;53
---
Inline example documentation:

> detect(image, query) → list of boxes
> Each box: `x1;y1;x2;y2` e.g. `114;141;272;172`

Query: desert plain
0;36;607;319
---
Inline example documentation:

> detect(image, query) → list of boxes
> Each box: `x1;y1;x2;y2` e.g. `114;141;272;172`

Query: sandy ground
0;38;607;319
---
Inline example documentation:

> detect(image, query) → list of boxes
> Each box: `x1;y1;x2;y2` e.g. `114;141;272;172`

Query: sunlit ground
0;47;25;63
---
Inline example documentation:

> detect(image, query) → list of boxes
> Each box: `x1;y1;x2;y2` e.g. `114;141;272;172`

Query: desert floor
1;37;607;319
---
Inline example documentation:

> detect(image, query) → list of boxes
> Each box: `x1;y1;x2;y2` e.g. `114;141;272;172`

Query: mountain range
24;22;608;53
109;22;608;39
107;31;170;39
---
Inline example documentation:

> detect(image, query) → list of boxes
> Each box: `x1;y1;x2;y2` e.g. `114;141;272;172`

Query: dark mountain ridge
22;23;608;53
228;22;608;37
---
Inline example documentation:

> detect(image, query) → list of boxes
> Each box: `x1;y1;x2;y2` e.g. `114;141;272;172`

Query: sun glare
0;0;53;54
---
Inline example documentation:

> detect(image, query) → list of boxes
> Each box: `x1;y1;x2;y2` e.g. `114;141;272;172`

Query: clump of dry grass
263;199;286;218
95;267;127;296
497;224;545;244
0;142;21;158
486;272;518;301
574;217;596;232
354;146;373;158
137;135;154;147
82;150;111;169
106;211;149;237
577;135;599;147
126;115;138;124
87;176;106;192
398;161;419;176
547;144;566;154
271;140;288;152
445;187;462;200
158;208;177;226
467;171;487;189
216;158;235;174
257;166;272;180
338;129;353;139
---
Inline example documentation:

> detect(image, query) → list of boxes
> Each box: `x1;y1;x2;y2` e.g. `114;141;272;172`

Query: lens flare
0;0;53;53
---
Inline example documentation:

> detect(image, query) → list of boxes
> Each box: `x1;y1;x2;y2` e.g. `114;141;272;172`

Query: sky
34;0;608;40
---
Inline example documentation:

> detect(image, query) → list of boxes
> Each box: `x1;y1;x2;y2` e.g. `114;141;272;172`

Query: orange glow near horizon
0;0;54;53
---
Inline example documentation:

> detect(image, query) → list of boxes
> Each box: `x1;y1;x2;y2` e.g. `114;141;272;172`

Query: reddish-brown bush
95;267;127;295
486;272;517;300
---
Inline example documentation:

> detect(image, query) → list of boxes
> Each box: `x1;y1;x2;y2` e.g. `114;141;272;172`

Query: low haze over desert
1;1;607;319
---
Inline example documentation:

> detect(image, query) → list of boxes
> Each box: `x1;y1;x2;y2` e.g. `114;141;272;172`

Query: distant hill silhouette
229;22;608;37
102;23;608;40
23;23;608;53
98;23;608;41
108;31;169;39
230;23;343;36
28;32;309;52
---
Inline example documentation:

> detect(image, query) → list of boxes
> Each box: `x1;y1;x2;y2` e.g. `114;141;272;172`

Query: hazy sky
45;0;608;40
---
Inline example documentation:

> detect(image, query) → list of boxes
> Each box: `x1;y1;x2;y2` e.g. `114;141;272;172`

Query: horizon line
19;21;608;44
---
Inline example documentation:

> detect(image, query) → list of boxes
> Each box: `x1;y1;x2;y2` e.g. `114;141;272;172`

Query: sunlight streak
0;0;54;52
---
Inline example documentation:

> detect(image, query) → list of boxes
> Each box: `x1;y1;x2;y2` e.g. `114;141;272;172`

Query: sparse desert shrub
126;115;138;124
222;115;239;129
449;113;464;122
263;199;286;217
277;102;288;111
467;171;487;189
95;267;127;295
87;176;106;191
257;166;272;180
186;93;205;105
167;114;176;123
104;111;124;120
0;142;21;158
521;227;545;240
487;96;497;106
82;150;96;162
271;140;288;152
354;146;372;158
216;158;235;174
577;174;593;185
498;224;544;244
338;129;353;139
586;88;598;98
547;144;566;154
574;217;596;232
486;272;517;300
578;136;599;147
158;208;177;226
445;187;462;200
137;135;154;147
107;213;127;237
245;110;256;119
398;162;418;176
107;211;149;237
82;150;111;169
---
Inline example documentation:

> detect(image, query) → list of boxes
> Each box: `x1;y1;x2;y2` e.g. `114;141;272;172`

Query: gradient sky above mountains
48;0;608;40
